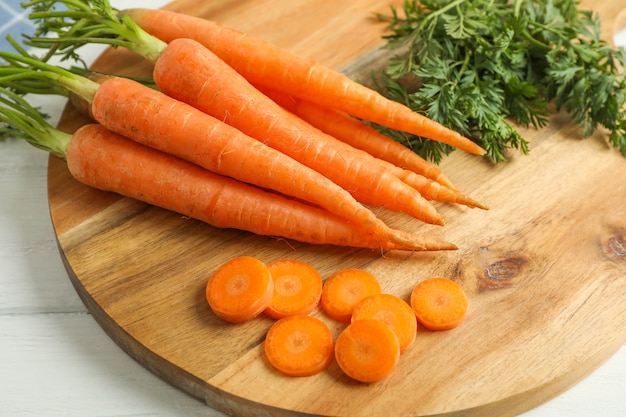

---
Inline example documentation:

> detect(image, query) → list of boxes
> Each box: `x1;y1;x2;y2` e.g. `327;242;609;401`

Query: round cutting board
48;0;626;416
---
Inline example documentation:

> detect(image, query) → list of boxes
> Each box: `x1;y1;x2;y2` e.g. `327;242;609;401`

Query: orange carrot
66;124;455;251
264;315;335;377
122;7;486;156
264;259;323;319
26;7;447;226
410;277;468;331
257;86;458;191
320;268;382;323
205;256;274;323
334;318;400;382
87;76;439;248
256;87;488;209
351;294;417;353
150;38;445;226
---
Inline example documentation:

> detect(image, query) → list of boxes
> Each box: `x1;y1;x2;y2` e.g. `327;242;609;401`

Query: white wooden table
1;1;625;416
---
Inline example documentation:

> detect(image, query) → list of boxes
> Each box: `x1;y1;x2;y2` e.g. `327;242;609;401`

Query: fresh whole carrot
410;277;469;330
150;38;444;226
351;293;417;353
24;1;450;226
320;268;382;323
334;318;400;383
0;51;456;252
121;7;486;156
206;256;274;323
0;86;458;251
264;259;323;319
89;76;439;247
67;125;454;251
264;315;335;377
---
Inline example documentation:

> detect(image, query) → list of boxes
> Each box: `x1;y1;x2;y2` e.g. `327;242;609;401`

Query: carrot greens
376;0;626;162
22;0;166;64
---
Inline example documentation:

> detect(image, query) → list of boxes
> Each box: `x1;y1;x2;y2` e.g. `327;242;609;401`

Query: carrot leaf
376;0;626;162
21;0;167;65
0;86;71;158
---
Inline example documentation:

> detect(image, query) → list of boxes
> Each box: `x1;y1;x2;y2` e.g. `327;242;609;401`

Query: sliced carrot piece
264;259;323;319
351;293;417;353
206;256;274;323
335;318;400;383
264;315;334;377
320;268;382;323
410;277;468;330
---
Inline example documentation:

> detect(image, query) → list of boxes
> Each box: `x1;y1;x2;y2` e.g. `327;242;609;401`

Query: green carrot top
21;0;166;64
0;85;71;158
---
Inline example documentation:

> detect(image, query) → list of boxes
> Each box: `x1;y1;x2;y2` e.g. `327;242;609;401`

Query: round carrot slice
264;259;323;319
264;315;334;377
335;318;400;383
352;293;417;353
410;277;468;330
320;268;381;322
206;256;274;323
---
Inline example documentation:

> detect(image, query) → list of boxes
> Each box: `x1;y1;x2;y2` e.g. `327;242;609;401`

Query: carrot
334;318;400;383
410;277;468;331
264;259;323;319
66;125;455;251
320;268;382;323
151;38;444;226
0;52;455;251
0;87;457;251
89;77;441;246
121;7;486;156
257;86;458;191
206;256;274;323
264;315;335;377
25;2;448;226
351;293;417;353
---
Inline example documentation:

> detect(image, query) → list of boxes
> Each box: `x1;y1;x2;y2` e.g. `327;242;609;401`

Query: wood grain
48;0;626;416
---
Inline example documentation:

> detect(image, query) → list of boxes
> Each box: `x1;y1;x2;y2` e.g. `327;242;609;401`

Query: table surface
1;1;625;416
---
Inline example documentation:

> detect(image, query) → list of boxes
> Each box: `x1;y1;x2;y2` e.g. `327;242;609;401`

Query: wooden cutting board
48;0;626;416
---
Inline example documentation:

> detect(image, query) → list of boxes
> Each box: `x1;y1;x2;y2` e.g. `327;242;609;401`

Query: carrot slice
410;277;468;330
351;294;417;353
335;318;400;382
206;256;274;323
264;259;323;319
320;268;382;323
264;315;334;377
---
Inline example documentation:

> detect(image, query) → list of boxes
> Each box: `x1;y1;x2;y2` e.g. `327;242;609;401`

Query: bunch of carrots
0;0;488;251
206;256;469;382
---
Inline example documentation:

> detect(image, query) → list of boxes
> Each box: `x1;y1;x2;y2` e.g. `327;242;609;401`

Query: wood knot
486;258;526;282
600;225;626;260
477;249;531;292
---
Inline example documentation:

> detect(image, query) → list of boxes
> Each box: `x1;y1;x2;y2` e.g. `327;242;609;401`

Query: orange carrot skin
150;37;444;226
123;8;485;156
259;86;487;210
88;78;456;251
65;124;445;250
89;76;414;243
259;86;458;191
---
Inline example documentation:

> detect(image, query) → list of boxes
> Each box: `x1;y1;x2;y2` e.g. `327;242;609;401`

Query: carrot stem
23;0;166;64
0;86;70;158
